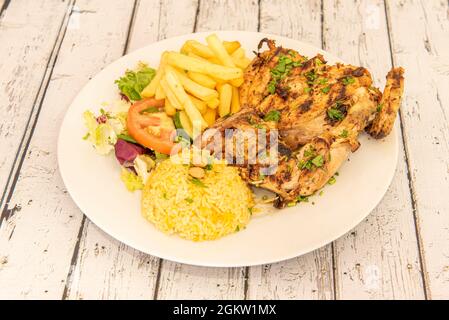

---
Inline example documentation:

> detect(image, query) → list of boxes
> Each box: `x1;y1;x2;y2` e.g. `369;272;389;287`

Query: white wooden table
0;0;448;300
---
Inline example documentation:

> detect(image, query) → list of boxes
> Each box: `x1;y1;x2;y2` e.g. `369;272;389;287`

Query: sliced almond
188;167;205;179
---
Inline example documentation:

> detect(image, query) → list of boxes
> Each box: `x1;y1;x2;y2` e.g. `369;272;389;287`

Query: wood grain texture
386;0;449;300
195;0;259;31
0;0;136;299
157;262;246;300
322;0;425;300
0;0;71;213
246;0;334;300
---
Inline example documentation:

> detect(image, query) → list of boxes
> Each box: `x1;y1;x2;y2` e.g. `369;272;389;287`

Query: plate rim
57;30;399;267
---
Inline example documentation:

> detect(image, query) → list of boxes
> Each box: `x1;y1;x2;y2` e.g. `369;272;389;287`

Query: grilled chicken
203;39;404;207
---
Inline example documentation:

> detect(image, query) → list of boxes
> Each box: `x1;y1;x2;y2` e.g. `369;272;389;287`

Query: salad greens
115;63;156;101
120;168;144;192
83;110;125;155
133;154;155;184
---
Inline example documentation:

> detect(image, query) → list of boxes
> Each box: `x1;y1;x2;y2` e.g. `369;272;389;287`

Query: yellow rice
141;158;254;241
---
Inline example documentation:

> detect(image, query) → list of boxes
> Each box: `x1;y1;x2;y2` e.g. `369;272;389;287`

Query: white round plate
58;31;398;267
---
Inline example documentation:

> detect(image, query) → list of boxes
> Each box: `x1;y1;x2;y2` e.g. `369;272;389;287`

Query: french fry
207;56;222;65
206;97;219;109
230;47;245;59
230;47;251;69
223;41;241;54
159;77;183;110
184;97;208;129
165;51;242;81
164;98;176;116
218;83;232;117
181;40;214;59
141;52;167;98
187;71;217;89
231;86;240;113
230;77;244;87
184;54;226;85
232;56;251;69
178;111;193;137
206;34;244;87
163;67;208;128
203;107;217;126
206;34;235;67
188;94;208;114
155;83;166;100
171;68;219;101
164;69;189;105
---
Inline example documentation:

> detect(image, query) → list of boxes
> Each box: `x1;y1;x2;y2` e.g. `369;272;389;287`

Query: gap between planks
383;0;429;299
0;0;75;222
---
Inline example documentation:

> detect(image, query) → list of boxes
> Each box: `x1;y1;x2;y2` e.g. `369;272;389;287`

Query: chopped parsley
305;70;317;85
248;116;264;129
235;226;240;232
155;151;168;160
327;107;344;121
321;86;331;94
140;106;159;114
264;110;281;122
297;195;310;203
299;147;325;170
311;154;324;167
303;146;315;158
185;197;194;203
304;87;312;94
342;76;355;86
318;78;328;85
82;132;90;140
339;129;349;138
268;55;303;95
205;164;213;171
117;133;138;144
328;176;337;185
267;80;277;94
190;177;207;188
377;103;384;112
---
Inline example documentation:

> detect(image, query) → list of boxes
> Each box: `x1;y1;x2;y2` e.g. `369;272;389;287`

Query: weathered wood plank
0;0;136;299
322;0;425;300
66;0;201;300
155;0;255;300
0;0;72;213
65;223;160;300
195;0;259;32
157;262;246;300
386;0;449;300
246;0;334;300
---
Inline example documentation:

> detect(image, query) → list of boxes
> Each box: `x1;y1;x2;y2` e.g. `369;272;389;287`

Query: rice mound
141;158;254;241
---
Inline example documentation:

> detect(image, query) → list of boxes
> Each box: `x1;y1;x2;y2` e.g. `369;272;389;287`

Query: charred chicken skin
203;39;405;208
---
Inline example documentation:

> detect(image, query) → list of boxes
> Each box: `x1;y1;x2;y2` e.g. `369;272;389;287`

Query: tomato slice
127;98;175;154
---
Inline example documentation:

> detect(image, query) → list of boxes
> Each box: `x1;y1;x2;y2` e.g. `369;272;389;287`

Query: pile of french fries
141;34;251;137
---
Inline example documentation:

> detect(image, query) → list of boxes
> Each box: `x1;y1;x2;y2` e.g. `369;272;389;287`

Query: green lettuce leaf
115;64;156;101
83;110;124;155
